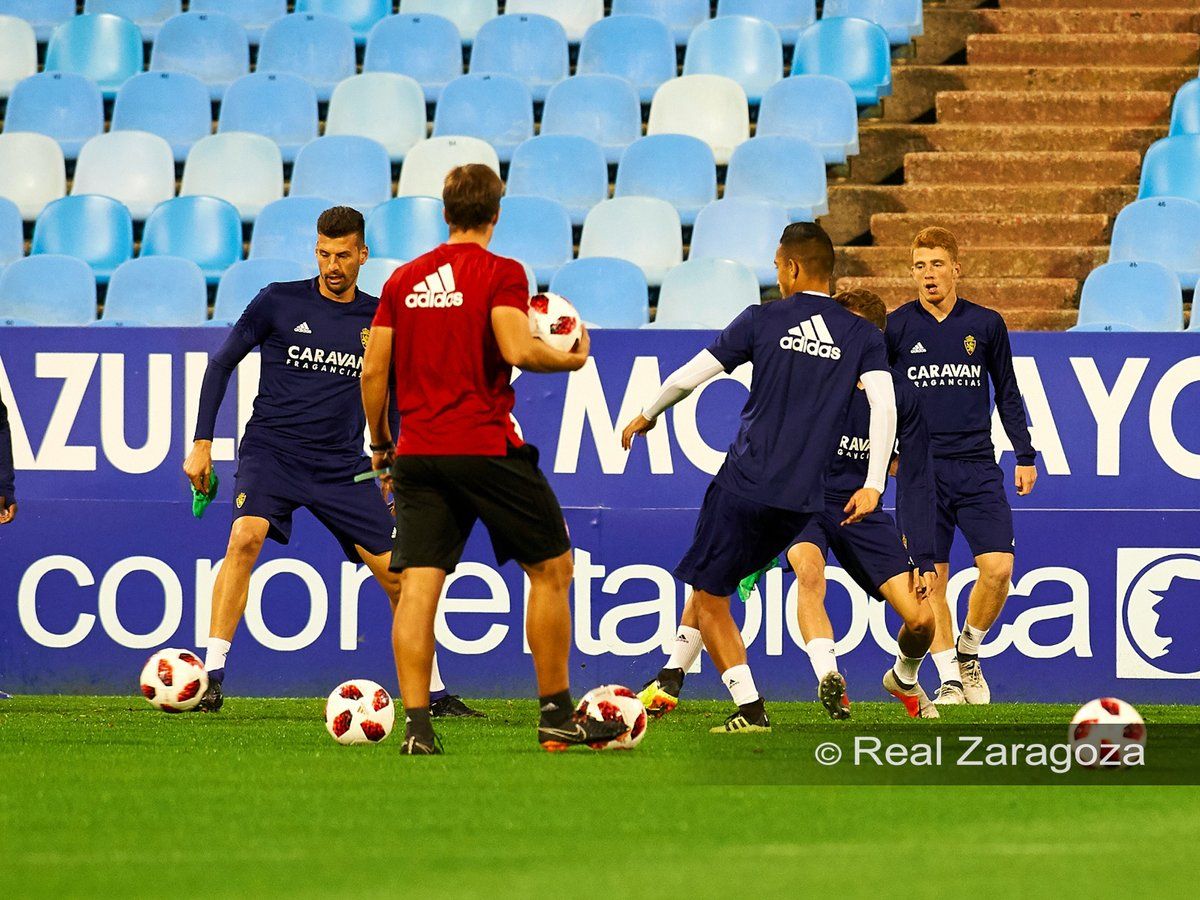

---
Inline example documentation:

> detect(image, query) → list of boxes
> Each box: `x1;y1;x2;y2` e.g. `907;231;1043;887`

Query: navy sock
429;688;448;703
207;667;225;685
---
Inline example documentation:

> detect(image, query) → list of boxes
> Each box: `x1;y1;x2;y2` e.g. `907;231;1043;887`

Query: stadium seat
290;136;393;214
148;11;249;101
258;13;356;102
112;72;212;163
363;13;463;104
365;197;449;262
248;196;331;267
0;15;36;98
757;75;859;165
1170;79;1200;138
683;16;783;104
0;132;66;220
356;257;402;297
433;74;534;164
647;75;750;165
689;198;790;285
724;135;828;221
326;74;426;163
0;197;21;267
139;196;243;284
716;0;816;45
1067;322;1137;333
576;17;674;106
507;135;608;227
549;257;649;328
72;131;176;220
188;0;285;44
1138;135;1200;204
490;196;573;286
84;1;181;41
213;257;313;324
610;0;709;46
399;1;496;44
1109;198;1200;292
503;0;602;44
792;17;892;106
469;13;568;103
397;137;501;198
823;0;922;46
44;13;143;98
31;195;133;282
3;73;104;160
217;73;318;165
540;75;642;166
101;256;208;326
295;0;390;44
615;135;716;227
579;197;683;286
0;255;97;325
182;133;283;222
1191;311;1200;332
1076;261;1183;332
656;258;760;328
0;0;74;43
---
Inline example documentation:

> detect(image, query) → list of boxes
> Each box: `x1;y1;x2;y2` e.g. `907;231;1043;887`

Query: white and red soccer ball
324;679;395;745
1069;697;1146;768
575;684;648;750
529;292;582;352
139;648;208;713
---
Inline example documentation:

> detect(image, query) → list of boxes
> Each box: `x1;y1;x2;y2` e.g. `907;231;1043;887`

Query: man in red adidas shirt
361;164;625;755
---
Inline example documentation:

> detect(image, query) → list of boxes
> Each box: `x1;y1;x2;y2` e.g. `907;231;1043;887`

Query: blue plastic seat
576;17;674;106
504;0;603;44
717;0;815;44
1170;79;1200;138
689;198;790;286
611;0;709;46
615;135;716;227
1077;261;1183;332
365;197;449;262
684;16;783;104
823;0;922;46
757;75;858;165
31;195;134;282
101;256;208;326
656;258;760;328
249;196;332;267
725;135;828;220
541;75;642;166
1138;135;1200;204
792;17;892;106
0;197;22;267
84;1;181;40
1109;198;1200;292
112;72;212;163
432;74;533;164
490;196;573;286
182;133;284;222
399;0;496;44
356;257;402;297
0;255;97;325
45;13;144;98
3;72;104;160
148;12;249;101
364;13;463;104
397;136;500;197
296;0;390;44
140;196;243;283
326;74;427;163
507;135;608;227
579;197;683;287
1067;322;1137;334
0;15;37;98
258;13;356;102
291;136;394;214
72;131;176;220
647;74;750;165
0;0;75;42
549;257;649;328
213;257;313;324
469;13;568;103
188;0;285;44
0;132;67;220
218;73;318;164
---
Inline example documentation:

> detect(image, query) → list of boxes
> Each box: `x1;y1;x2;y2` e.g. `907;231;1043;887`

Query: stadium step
833;277;1081;311
977;9;1200;35
966;33;1200;66
835;246;1109;280
936;91;1172;126
902;151;1142;185
868;213;1111;248
1000;0;1200;9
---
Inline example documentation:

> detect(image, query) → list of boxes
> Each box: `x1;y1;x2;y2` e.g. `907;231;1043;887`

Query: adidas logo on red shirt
405;263;464;308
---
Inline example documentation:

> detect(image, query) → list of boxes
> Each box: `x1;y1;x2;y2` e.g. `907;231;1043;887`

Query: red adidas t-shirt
373;242;528;455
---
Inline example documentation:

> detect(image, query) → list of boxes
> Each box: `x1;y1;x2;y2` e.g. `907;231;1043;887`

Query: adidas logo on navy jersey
293;321;312;334
910;341;927;354
779;314;841;359
405;263;464;308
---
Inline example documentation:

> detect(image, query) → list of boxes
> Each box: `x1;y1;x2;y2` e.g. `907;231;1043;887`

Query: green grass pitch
3;697;1199;898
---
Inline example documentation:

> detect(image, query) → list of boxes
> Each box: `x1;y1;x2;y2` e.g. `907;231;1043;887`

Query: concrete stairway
828;0;1199;330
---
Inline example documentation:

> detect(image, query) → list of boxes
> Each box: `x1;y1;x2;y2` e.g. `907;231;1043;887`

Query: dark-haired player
184;207;480;718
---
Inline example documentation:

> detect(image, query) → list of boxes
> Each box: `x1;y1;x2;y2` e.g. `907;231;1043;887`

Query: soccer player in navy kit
886;227;1038;705
0;395;15;699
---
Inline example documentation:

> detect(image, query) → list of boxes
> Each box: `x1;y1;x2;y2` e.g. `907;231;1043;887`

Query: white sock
804;638;838;681
204;637;231;672
958;622;988;657
721;664;760;706
664;625;703;672
893;652;923;687
430;651;446;693
932;648;961;685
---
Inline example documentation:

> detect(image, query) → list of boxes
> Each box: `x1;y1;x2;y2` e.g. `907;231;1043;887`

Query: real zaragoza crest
964;335;977;356
236;492;246;509
360;328;370;349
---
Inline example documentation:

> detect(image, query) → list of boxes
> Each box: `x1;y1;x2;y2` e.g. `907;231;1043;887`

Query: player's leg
691;588;771;733
877;572;939;719
393;566;448;753
788;538;849;720
925;561;965;704
639;592;702;717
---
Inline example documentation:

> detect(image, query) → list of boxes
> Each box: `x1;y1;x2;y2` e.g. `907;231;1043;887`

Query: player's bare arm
361;325;395;484
183;440;214;494
1015;464;1038;496
492;306;589;373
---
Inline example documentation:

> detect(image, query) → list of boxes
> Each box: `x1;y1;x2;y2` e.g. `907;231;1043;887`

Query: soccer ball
529;292;582;352
1069;697;1146;768
139;648;208;713
576;684;647;750
324;680;395;745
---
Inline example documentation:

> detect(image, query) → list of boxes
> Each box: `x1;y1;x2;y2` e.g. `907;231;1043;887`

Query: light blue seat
579;197;683;287
296;0;390;45
0;17;38;99
656;258;760;329
717;0;816;44
45;13;143;99
725;135;827;221
615;135;716;228
1109;198;1200;292
611;0;709;46
148;11;249;101
541;75;642;166
576;16;673;106
365;197;449;262
249;196;331;267
505;0;603;44
792;17;892;106
469;13;568;103
1077;261;1183;332
0;255;97;325
684;15;783;104
258;13;356;102
758;74;859;164
689;198;790;286
188;0;285;44
823;0;922;46
1191;311;1200;332
399;0;496;45
112;72;212;163
0;0;75;42
291;136;393;214
326;74;426;163
84;1;180;40
549;257;649;328
507;135;608;227
72;131;176;220
0;197;22;267
364;13;463;104
1068;322;1137;333
490;196;573;286
213;257;312;324
1169;78;1200;137
3;72;104;160
182;132;284;222
432;74;534;164
101;256;208;325
140;196;243;283
356;257;402;297
1138;135;1200;204
217;73;318;165
32;195;133;282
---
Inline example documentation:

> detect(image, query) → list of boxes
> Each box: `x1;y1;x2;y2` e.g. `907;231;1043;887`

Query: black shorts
390;443;571;573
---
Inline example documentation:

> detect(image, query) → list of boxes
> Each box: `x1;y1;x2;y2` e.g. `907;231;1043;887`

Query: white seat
648;74;750;165
656;258;760;328
181;132;284;222
503;0;603;43
397;136;501;198
325;74;427;162
71;131;176;219
356;257;403;297
0;15;37;97
0;132;66;219
579;196;682;287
